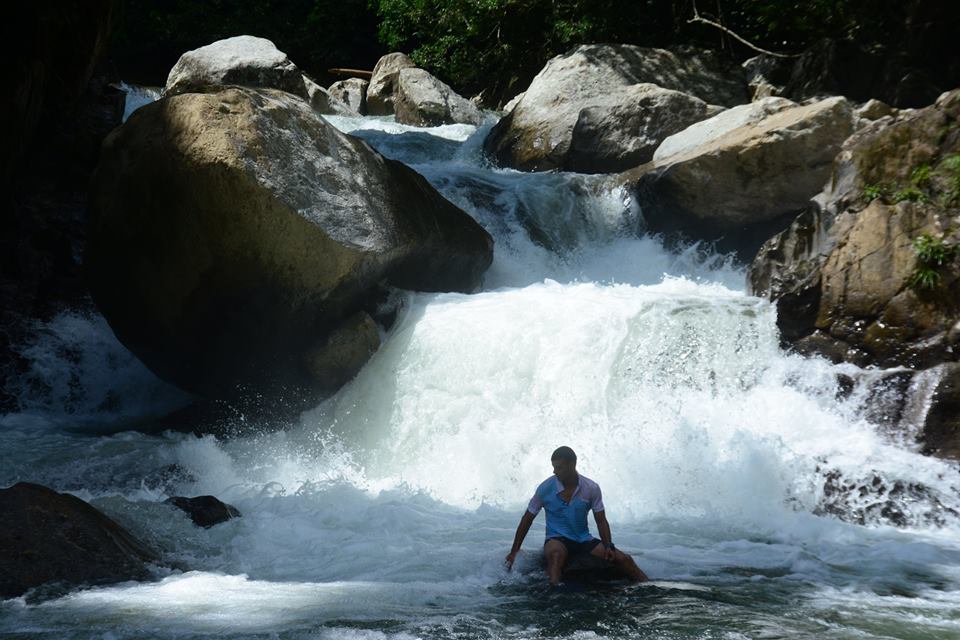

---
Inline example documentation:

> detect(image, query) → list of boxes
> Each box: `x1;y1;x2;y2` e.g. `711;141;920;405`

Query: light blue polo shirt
527;474;605;543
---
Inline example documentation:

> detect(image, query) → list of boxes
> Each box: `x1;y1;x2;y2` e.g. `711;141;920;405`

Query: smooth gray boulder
394;68;485;127
484;44;749;172
165;35;306;98
366;52;416;116
329;77;369;114
164;36;353;116
565;83;724;173
88;87;493;405
303;76;356;115
625;96;855;258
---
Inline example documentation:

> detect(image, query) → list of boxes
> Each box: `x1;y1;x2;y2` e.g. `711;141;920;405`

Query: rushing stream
2;104;960;639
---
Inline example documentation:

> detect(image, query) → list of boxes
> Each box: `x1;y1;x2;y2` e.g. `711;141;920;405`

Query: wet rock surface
0;483;155;599
165;495;241;528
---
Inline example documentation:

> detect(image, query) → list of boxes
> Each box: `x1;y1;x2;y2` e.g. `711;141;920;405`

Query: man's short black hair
551;446;577;464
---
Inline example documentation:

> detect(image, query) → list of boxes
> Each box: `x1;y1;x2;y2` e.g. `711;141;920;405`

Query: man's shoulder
534;476;557;494
578;474;602;494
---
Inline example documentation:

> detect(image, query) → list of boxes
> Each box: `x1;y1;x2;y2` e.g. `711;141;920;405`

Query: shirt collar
554;474;581;496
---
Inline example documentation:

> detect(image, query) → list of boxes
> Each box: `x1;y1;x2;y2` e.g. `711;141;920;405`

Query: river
1;104;959;639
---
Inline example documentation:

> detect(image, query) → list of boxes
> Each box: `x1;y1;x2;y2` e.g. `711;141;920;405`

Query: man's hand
505;550;519;570
603;546;616;563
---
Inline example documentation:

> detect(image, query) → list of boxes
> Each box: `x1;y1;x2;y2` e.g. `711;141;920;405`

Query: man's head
551;446;577;483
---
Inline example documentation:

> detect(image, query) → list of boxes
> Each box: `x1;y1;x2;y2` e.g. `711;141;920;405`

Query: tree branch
688;1;799;59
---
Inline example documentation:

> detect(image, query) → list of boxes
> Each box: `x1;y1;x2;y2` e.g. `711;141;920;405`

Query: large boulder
749;90;960;367
0;483;155;598
483;44;749;172
565;84;723;173
328;77;368;114
624;96;855;258
163;36;353;116
394;68;485;127
366;52;416;116
748;90;960;458
165;35;306;98
88;87;493;405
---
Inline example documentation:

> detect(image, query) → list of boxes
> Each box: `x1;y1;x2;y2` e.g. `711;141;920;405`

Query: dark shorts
545;536;601;558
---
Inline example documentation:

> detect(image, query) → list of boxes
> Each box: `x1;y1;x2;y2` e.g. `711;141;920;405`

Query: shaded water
1;107;959;639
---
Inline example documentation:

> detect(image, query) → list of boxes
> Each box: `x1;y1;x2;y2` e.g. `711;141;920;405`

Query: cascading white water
2;99;960;640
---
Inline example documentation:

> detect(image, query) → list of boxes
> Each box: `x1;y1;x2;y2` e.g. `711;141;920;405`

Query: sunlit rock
88;87;493;406
625;96;855;259
366;52;416;116
329;77;369;114
164;35;353;116
394;68;486;127
483;44;749;172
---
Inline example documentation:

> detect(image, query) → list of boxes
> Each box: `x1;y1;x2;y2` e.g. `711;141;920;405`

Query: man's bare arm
505;511;536;569
594;510;615;562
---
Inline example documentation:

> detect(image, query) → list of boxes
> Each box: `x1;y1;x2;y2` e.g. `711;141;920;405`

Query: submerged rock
483;44;748;172
366;52;416;116
165;495;241;528
394;68;485;127
625;96;854;259
0;482;155;599
88;87;493;406
901;363;960;459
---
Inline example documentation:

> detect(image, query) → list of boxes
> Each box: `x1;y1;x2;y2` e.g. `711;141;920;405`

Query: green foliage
909;234;959;291
111;0;384;85
863;183;888;202
941;154;960;205
910;164;932;188
373;0;676;103
893;186;929;204
910;267;941;290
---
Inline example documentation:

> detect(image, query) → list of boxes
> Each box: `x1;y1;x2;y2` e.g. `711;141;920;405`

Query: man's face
552;458;576;484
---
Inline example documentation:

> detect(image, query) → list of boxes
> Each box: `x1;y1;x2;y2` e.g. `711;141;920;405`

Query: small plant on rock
893;186;929;203
941;154;960;205
909;234;958;290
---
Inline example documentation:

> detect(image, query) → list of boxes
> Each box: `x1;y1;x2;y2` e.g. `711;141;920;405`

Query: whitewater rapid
2;107;959;639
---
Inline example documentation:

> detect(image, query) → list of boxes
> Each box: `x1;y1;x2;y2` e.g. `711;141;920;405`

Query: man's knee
544;541;567;563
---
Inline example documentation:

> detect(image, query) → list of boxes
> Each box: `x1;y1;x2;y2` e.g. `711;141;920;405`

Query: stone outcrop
329;78;368;114
749;90;960;458
565;84;723;173
366;52;416;116
483;44;748;172
165;495;241;528
165;35;306;98
394;68;486;127
163;36;353;116
88;87;493;406
0;483;155;598
625;96;855;258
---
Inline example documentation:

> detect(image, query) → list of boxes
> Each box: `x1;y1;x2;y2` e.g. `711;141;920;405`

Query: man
505;446;648;585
